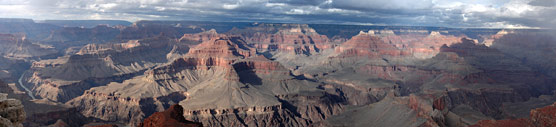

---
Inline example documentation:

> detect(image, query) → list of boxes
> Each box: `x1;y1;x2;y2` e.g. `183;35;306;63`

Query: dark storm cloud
0;0;555;28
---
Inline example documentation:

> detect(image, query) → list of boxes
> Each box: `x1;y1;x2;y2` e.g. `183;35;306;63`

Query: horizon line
0;17;547;30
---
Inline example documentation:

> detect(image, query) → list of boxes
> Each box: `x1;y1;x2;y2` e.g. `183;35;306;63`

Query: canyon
0;19;555;127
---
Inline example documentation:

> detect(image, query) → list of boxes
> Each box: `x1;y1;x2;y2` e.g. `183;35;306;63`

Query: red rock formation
433;97;446;111
186;36;254;58
471;119;531;127
147;36;259;81
152;36;256;77
471;102;556;127
530;102;556;127
138;104;202;127
335;33;408;58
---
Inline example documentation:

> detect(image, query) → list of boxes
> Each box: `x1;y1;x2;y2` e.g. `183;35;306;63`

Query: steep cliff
334;32;408;58
0;93;25;127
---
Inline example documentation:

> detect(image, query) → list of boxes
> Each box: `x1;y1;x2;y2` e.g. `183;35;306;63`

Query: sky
1;0;555;28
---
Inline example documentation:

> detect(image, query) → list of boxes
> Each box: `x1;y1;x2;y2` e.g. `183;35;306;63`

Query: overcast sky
1;0;555;28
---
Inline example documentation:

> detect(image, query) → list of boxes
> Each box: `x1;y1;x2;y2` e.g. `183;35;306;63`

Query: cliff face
181;92;345;127
67;91;146;126
334;33;408;58
0;93;25;127
185;36;255;59
530;102;556;127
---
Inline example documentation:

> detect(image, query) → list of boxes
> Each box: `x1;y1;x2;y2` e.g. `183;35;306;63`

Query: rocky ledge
471;102;556;127
0;93;25;127
139;104;202;127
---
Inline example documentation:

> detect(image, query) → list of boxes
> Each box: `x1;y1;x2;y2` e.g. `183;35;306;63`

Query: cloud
529;0;556;7
0;0;555;28
331;0;434;10
268;0;327;6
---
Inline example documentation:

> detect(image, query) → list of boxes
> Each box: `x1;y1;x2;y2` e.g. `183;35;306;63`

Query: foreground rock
138;104;202;127
472;102;556;127
0;93;25;127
